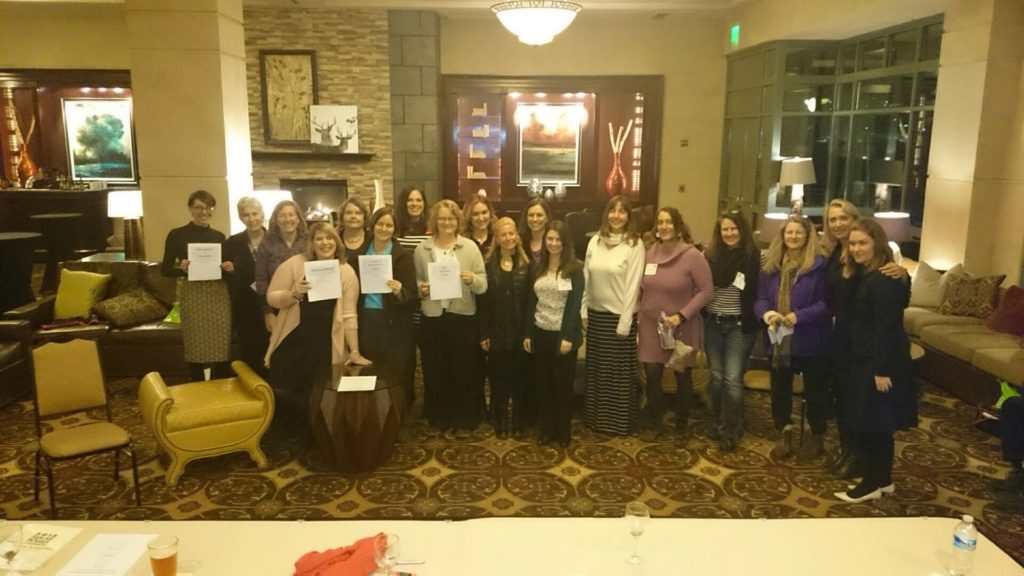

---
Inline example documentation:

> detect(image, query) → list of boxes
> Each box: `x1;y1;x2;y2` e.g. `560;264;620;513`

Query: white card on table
337;375;377;392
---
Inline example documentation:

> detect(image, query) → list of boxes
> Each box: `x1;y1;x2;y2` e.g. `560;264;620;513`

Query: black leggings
856;431;895;488
643;363;693;423
770;354;829;434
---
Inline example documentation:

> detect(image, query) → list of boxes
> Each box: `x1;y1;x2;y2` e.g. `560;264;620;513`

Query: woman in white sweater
582;195;646;435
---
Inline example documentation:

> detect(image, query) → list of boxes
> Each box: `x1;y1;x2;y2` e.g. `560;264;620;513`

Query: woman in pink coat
637;207;713;440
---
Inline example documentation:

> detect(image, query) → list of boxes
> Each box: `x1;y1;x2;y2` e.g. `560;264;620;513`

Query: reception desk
0;187;111;253
14;517;1024;575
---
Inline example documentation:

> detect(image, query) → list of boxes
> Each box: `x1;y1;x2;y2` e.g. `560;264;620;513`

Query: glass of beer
147;535;178;576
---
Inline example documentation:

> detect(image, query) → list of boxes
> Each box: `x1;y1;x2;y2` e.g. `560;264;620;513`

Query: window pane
785;47;837;76
907;111;933;225
858;37;887;71
779;115;831;208
837;83;854;111
888;29;919;67
830;116;851;200
848;113;910;211
921;23;943;61
916;71;938;106
857;75;914;109
727;87;763;116
782;84;835;112
838;44;857;75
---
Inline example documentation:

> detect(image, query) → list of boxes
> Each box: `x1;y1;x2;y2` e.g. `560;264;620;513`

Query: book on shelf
470;125;490;138
471;102;488;116
468;144;486;159
466;166;489;179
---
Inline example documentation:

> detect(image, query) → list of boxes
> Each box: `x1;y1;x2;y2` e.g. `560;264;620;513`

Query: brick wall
244;7;394;207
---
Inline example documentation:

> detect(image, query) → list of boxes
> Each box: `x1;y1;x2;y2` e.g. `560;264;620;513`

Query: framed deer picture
309;105;359;153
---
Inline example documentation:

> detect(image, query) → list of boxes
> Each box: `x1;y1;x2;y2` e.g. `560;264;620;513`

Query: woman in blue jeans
704;212;761;452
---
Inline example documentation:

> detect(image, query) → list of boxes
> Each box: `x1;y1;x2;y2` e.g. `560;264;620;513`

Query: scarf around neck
710;246;749;288
602;232;624;248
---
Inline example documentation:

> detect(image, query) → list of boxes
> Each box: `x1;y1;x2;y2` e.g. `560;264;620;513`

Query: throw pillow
92;287;170;328
984;285;1024;336
939;273;1006;318
909;262;963;308
53;269;113;320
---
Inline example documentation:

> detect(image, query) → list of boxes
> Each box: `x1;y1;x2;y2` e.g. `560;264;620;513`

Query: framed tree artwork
61;97;137;182
259;50;318;145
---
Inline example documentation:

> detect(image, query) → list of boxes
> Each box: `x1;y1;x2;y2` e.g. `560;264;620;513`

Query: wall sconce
107;190;144;260
492;1;582;46
871;160;905;212
779;157;815;216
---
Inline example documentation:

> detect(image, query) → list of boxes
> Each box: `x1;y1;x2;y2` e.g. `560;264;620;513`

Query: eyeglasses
191;205;214;213
436;216;458;223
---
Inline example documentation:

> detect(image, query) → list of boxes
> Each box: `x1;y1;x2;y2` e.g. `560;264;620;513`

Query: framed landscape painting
260;50;318;145
62;98;137;182
517;102;583;185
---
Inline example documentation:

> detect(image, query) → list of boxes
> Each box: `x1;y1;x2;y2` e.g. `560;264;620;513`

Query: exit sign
730;24;740;48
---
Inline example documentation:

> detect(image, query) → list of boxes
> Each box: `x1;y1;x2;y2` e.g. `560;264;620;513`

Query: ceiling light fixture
492;1;582;46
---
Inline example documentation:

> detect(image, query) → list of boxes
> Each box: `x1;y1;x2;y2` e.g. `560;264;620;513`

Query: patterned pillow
939;273;1005;318
92;288;169;327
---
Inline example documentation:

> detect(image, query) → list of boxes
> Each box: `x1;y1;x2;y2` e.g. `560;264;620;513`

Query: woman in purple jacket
637;207;713;440
754;215;831;459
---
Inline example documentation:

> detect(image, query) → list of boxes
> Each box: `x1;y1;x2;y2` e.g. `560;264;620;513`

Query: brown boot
799;433;825;460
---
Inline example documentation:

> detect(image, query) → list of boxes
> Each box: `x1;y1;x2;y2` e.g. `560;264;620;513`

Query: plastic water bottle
950;514;977;576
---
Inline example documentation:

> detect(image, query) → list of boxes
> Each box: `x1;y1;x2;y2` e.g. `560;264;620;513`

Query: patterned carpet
1;372;1022;567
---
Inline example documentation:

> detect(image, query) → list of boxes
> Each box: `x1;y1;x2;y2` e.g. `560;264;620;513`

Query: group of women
163;187;917;502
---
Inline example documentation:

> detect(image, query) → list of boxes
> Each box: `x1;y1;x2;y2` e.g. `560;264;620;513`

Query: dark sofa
3;260;188;379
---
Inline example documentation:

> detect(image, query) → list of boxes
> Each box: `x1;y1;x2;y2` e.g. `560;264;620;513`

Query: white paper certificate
304;259;342;302
338;375;377;392
358;255;393;294
56;533;155;576
427;260;462;301
187;243;221;281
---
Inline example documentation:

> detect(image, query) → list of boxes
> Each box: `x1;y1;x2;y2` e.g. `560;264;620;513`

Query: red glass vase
604;152;627;197
17;146;38;187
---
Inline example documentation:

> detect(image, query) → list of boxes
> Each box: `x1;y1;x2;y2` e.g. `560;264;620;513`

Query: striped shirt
396;234;431;251
705;285;742;316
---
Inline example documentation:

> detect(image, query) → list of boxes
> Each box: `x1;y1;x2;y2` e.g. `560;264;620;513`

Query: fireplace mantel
251;150;375;161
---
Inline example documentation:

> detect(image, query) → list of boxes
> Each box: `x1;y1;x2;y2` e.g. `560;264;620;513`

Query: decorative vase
604;152;627;197
17;146;38;187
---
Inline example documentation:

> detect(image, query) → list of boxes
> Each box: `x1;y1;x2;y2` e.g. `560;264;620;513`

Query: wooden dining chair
31;339;141;518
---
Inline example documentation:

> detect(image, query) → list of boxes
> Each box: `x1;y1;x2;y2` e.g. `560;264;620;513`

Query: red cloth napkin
294;533;382;576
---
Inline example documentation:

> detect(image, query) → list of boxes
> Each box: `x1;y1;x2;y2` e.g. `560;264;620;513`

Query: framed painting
310;105;359;152
260;50;318;145
516;102;583;185
61;98;137;182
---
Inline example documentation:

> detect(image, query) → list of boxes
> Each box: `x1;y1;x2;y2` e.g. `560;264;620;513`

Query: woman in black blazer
834;218;916;503
358;207;419;402
479;217;531;438
223;196;269;377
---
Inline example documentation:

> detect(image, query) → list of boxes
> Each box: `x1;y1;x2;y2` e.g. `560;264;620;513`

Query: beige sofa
903;270;1024;407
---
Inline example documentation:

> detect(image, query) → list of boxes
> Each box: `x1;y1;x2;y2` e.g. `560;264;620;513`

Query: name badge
557;277;572;292
644;263;658;276
733;272;746;290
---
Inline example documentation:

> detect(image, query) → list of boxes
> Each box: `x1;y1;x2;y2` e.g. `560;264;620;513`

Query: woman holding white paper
265;222;371;427
358;207;418;404
414;200;487;432
161;189;232;382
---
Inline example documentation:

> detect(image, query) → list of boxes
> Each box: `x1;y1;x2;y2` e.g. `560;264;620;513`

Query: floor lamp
107;190;144;260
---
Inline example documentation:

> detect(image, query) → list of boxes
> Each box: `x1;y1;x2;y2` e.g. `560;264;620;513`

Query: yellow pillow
54;269;112;320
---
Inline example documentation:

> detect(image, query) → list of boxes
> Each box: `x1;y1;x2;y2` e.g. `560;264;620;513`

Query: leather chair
0;320;32;407
139;360;275;485
32;339;142;518
565;210;599;260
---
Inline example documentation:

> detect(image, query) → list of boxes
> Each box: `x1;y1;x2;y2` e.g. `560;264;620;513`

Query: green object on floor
995;379;1020;409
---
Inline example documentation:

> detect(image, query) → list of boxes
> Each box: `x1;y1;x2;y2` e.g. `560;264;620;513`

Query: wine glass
374;533;400;576
0;520;22;571
624;501;650;565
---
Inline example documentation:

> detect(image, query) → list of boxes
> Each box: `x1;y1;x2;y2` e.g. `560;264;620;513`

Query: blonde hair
461;195;496;236
305;222;344;261
429;199;463;237
485;217;530;269
820;199;860;256
762;216;820;274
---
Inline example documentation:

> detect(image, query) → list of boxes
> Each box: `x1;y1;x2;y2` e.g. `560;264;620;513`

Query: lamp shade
758;212;789;244
779;157;816;186
107;190;143;219
873;211;911;243
492;1;582;46
871;160;905;185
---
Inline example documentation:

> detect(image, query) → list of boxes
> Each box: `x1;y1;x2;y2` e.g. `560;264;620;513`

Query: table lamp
871;160;905;211
779;158;816;216
874;211;911;265
758;212;789;246
107;190;144;260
